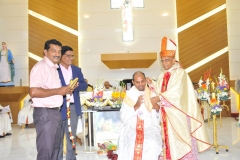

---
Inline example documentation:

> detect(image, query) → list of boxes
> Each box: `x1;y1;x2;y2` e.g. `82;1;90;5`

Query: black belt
49;107;60;111
34;107;60;111
70;103;74;105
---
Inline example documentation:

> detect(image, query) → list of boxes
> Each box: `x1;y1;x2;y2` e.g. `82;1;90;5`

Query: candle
212;93;216;99
211;81;215;91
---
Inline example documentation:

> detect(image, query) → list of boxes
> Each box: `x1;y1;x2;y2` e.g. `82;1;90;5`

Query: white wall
0;0;177;87
0;0;28;86
226;0;240;113
2;0;238;113
78;0;177;86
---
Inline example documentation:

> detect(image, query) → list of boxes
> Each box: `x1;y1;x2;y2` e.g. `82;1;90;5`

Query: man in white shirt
117;71;162;160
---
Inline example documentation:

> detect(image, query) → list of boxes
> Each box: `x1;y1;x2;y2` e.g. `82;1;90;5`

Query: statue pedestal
0;81;14;86
0;86;29;124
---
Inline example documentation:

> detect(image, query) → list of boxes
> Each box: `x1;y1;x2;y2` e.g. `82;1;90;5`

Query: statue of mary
0;42;15;86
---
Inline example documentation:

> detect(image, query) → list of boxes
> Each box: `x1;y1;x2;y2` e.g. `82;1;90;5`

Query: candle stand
212;113;228;154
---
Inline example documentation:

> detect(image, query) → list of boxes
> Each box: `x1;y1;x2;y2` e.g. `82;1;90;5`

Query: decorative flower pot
211;111;221;115
220;96;229;101
200;97;208;101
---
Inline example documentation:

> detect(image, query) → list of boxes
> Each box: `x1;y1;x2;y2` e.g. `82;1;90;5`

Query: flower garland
66;78;78;149
66;94;75;149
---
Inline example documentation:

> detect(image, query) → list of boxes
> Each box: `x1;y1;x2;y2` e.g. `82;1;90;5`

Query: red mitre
160;36;177;58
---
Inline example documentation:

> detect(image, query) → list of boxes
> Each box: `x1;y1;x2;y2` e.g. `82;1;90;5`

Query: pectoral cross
111;0;144;42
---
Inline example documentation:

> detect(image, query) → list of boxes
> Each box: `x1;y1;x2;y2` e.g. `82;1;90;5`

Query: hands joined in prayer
134;95;144;111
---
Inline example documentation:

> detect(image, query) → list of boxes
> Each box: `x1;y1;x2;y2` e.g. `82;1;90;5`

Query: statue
0;42;15;86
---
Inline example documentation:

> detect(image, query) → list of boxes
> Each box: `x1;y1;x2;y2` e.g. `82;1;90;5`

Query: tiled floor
0;117;240;160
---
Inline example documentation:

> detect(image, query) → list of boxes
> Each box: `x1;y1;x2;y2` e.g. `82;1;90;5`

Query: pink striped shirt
30;56;63;108
59;64;74;103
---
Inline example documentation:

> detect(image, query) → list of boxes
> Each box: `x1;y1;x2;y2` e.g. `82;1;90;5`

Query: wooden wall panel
29;0;78;30
179;10;227;68
176;0;229;116
29;58;38;74
177;0;226;27
0;87;29;124
188;52;230;116
188;52;229;84
29;15;78;66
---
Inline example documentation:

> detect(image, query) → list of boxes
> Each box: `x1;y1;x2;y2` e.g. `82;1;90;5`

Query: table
82;109;97;153
82;106;120;153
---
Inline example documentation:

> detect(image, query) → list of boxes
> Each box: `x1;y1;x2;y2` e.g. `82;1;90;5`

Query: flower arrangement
110;81;126;108
90;79;106;109
80;80;127;109
97;141;117;158
80;79;109;109
197;68;211;101
215;69;230;101
93;79;104;96
98;141;117;151
210;94;222;114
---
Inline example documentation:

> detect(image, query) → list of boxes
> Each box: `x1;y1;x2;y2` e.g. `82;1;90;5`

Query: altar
80;91;122;152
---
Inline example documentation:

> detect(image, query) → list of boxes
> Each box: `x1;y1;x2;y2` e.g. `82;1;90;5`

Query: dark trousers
58;104;78;160
33;107;62;160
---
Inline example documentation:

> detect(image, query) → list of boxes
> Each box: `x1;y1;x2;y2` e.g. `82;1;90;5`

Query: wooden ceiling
188;52;229;83
176;0;228;82
28;0;229;87
178;10;227;69
176;0;226;27
29;0;78;30
28;0;78;71
176;0;229;115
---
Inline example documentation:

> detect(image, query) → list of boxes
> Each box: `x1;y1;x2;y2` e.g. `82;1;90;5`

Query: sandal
76;136;82;146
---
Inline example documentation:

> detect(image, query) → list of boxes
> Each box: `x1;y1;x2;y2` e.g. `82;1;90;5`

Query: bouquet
97;141;118;159
110;81;126;108
215;69;230;101
210;95;222;115
197;68;211;101
86;79;108;108
98;141;117;151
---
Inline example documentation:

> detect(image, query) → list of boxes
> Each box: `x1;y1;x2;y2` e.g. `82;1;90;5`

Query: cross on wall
111;0;144;42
